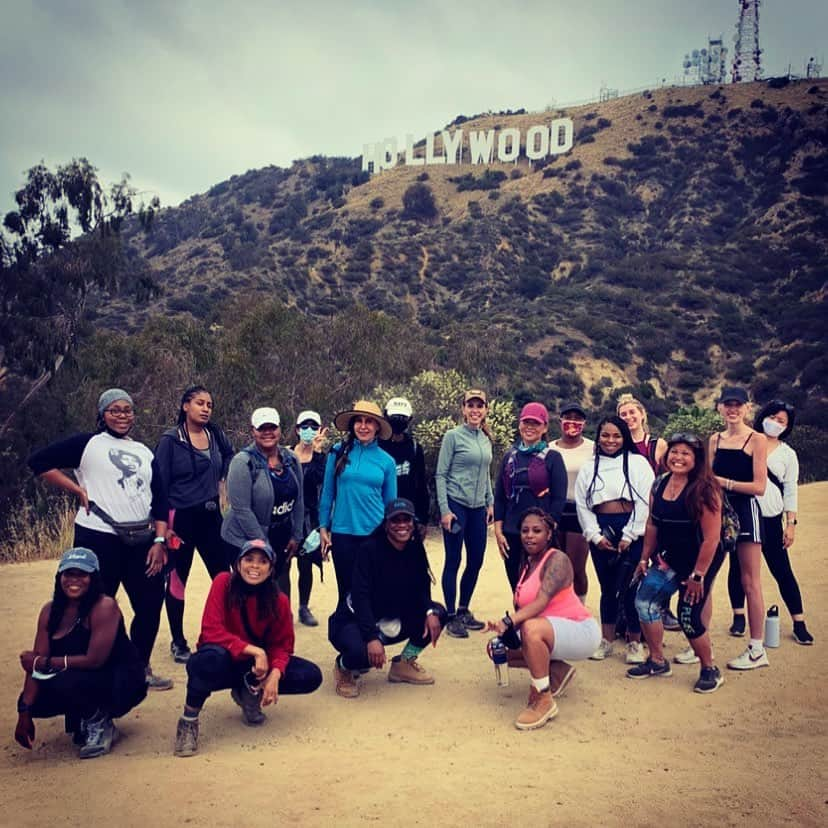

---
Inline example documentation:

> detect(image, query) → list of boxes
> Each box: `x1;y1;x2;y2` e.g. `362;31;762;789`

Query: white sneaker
589;639;614;661
674;646;701;665
727;646;769;670
625;641;646;664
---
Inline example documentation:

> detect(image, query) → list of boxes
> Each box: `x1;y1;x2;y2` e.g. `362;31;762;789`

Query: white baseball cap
251;407;280;429
385;397;413;418
296;409;322;426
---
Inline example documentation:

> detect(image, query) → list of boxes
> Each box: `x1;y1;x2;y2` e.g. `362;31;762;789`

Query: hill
98;77;828;422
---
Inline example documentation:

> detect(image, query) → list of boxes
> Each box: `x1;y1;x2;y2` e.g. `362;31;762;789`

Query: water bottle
764;604;780;648
489;636;510;687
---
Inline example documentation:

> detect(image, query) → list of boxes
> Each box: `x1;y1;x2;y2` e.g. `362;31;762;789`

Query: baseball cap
519;402;549;425
251;407;280;429
463;389;487;404
238;539;276;563
384;397;413;418
718;387;749;404
57;547;100;574
385;498;416;520
559;402;587;418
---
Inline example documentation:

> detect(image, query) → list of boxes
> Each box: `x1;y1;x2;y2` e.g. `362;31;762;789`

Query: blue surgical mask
299;427;317;444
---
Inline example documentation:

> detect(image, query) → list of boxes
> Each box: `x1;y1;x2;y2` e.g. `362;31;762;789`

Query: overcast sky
1;0;825;210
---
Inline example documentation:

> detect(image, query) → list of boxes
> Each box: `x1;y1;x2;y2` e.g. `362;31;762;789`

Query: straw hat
333;400;392;440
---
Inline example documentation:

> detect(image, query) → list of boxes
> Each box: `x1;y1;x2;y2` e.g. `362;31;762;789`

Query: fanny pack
89;502;154;547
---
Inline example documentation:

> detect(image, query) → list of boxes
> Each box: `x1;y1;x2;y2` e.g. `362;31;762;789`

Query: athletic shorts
558;501;582;535
730;494;762;543
547;616;601;661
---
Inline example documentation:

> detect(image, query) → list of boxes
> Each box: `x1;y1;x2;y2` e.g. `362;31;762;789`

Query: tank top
712;433;754;483
554;438;595;501
650;475;701;579
50;615;138;668
514;548;591;621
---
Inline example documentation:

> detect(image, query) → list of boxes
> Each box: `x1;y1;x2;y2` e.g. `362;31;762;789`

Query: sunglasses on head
668;432;702;447
769;400;794;414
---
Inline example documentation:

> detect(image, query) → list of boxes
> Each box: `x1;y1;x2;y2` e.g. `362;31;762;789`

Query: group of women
17;383;812;752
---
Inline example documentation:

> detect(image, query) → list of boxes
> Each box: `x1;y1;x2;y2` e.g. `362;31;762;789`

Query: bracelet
726;479;733;491
153;536;166;545
31;655;40;673
64;655;69;671
44;656;52;673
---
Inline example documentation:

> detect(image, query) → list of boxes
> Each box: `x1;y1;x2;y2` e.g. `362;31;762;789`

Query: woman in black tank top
709;387;769;672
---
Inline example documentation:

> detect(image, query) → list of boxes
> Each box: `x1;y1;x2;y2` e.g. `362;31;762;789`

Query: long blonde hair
616;393;648;430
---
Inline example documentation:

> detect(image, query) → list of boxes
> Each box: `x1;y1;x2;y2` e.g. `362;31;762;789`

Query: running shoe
298;606;319;627
729;614;746;637
626;658;672;679
458;609;485;631
662;610;681;631
589;639;613;660
694;666;724;694
445;617;469;638
170;640;192;663
625;641;646;664
793;622;814;645
727;646;769;670
674;646;700;665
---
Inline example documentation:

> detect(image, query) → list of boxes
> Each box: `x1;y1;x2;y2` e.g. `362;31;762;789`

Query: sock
181;710;199;722
400;643;423;661
531;676;550;692
749;638;764;653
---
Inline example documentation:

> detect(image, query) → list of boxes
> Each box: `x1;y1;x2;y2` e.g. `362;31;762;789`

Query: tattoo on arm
540;552;572;598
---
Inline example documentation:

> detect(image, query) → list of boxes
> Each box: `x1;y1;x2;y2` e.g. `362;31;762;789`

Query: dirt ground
1;483;825;827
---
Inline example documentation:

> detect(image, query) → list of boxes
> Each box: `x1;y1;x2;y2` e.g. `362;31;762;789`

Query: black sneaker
445;617;469;638
694;666;724;694
170;641;192;663
662;610;681;631
626;658;672;679
299;606;319;627
458;609;485;631
729;614;746;637
793;622;814;645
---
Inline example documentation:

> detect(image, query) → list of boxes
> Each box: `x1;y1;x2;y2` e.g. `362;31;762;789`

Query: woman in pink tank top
487;508;600;731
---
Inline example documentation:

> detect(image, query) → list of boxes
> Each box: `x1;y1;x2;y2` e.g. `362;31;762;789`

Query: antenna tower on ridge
732;0;762;82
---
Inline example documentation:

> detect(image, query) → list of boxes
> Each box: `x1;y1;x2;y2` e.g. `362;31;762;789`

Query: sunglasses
298;423;320;430
769;400;794;414
668;432;702;447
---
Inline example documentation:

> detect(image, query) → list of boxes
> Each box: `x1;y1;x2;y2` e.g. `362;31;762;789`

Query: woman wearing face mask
552;404;594;603
288;410;329;627
494;403;567;591
28;389;172;690
435;389;495;639
153;385;235;663
318;401;397;608
709;387;768;670
575;416;654;662
221;408;305;600
727;401;812;645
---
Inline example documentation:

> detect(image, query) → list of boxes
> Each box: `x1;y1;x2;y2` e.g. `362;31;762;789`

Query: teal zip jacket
435;424;493;515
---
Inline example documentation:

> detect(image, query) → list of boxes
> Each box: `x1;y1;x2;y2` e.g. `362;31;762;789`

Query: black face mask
388;415;410;435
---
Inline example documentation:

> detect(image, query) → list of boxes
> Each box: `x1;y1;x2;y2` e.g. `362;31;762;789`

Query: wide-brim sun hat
334;400;392;440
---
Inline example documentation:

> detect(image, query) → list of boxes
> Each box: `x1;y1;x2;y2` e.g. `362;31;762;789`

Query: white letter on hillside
405;134;424;166
426;133;446;165
549;118;574;155
468;130;495;164
525;125;549;160
497;128;521;162
441;129;463;164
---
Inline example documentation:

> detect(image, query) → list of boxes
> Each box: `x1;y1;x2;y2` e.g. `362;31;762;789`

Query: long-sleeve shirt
435;424;493;514
318;440;397;535
378;435;430;525
756;441;799;517
197;572;294;674
574;452;654;544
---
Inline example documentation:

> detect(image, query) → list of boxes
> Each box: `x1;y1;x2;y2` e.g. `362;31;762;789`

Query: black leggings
185;644;322;709
728;514;804;617
330;532;366;609
278;554;315;606
678;545;725;639
165;503;227;645
74;525;164;667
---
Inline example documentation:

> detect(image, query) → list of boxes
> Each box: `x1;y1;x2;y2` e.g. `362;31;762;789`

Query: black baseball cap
385;498;416;520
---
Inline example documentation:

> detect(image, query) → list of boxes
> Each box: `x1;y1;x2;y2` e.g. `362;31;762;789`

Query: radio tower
732;0;763;82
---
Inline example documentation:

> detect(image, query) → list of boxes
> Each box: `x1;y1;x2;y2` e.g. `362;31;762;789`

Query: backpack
502;446;552;501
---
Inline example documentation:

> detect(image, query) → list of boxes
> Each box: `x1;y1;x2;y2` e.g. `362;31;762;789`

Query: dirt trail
1;484;826;827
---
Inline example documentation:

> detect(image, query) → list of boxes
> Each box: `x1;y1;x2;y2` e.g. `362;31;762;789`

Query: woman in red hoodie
173;539;322;756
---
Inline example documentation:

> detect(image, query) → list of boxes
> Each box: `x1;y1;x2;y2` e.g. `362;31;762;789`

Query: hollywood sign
361;119;574;174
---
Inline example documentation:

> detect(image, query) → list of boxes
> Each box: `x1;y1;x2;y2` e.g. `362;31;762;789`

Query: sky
0;0;825;211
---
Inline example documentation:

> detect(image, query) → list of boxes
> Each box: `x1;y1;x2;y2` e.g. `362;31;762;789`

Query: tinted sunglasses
668;432;702;447
768;400;794;414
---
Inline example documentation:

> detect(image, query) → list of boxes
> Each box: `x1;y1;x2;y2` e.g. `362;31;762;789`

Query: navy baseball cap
385;498;416;520
57;547;100;574
239;539;276;563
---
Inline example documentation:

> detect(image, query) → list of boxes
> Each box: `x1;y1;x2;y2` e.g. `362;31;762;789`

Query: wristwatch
786;519;797;526
690;571;704;583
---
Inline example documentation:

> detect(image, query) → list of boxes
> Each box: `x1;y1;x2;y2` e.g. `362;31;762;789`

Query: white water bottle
764;604;780;648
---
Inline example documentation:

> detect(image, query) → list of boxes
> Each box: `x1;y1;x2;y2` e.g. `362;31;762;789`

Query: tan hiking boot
515;687;558;731
549;659;576;698
388;656;435;685
334;659;360;698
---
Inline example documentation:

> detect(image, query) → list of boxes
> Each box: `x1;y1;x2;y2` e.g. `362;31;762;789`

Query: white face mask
762;418;785;438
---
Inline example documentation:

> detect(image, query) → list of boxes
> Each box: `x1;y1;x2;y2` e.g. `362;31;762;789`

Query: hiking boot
231;686;266;726
514;687;558;731
589;639;613;660
625;641;646;664
626;658;672;679
170;640;192;664
729;614;746;637
549;660;576;698
388;655;434;685
694;666;725;694
334;659;360;698
662;609;681;631
727;646;769;670
674;646;701;665
298;606;319;627
445;617;469;638
145;667;174;691
793;622;814;645
458;609;485;631
174;716;199;757
79;713;118;759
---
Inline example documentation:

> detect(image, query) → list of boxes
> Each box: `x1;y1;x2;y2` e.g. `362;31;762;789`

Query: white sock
749;638;764;653
531;676;550;692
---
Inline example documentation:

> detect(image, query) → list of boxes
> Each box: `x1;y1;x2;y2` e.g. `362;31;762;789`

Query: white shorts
547;616;601;661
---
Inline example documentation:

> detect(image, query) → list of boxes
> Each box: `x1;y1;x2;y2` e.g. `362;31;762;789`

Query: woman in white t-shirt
28;389;172;690
552;403;594;602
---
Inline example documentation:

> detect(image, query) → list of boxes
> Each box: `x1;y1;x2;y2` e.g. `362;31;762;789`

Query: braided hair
584;415;643;509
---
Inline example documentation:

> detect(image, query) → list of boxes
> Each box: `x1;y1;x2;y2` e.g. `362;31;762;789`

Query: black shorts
559;501;582;535
730;494;762;544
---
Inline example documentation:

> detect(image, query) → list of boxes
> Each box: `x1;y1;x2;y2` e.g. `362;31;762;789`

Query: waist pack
720;493;740;551
89;502;154;547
